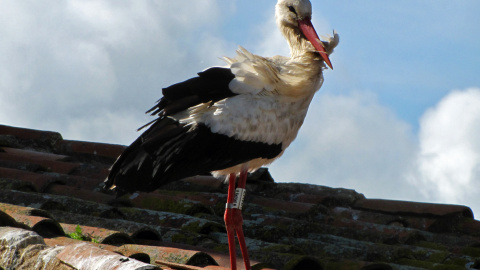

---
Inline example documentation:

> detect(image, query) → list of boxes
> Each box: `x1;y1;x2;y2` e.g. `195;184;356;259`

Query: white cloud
252;14;290;57
269;87;480;217
270;88;480;218
61;109;143;145
409;88;480;207
0;0;230;145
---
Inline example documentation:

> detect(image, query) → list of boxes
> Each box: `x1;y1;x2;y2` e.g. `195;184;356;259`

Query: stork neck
282;25;318;60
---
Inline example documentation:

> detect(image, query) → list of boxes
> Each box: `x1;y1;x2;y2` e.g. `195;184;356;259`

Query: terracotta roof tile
0;146;80;174
0;167;65;191
0;177;36;192
45;184;113;204
50;209;162;242
354;198;474;218
0;125;62;150
0;202;52;218
123;190;224;215
55;241;159;269
248;195;315;215
119;244;217;266
63;223;135;245
2;124;480;270
11;213;64;238
54;139;126;160
182;176;225;191
0;226;158;270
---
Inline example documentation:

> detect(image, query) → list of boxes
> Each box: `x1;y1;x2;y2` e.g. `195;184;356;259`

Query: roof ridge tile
0;125;63;151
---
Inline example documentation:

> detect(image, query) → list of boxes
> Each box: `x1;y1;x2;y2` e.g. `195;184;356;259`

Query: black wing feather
146;67;236;118
104;67;282;195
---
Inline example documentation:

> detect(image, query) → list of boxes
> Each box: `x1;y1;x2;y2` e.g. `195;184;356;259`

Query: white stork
105;0;338;269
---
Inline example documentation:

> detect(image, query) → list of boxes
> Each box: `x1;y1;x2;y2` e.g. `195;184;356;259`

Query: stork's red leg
224;170;251;270
224;173;237;270
235;169;251;270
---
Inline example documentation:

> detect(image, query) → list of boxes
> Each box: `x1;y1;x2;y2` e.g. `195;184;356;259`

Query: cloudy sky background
1;1;480;216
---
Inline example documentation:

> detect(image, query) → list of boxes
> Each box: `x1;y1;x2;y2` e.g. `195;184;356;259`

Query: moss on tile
247;225;286;243
170;231;198;246
181;220;204;234
461;246;480;257
212;243;229;253
396;258;435;268
323;260;364;270
0;178;36;192
164;253;190;264
442;257;470;268
426;251;449;263
67;225;99;243
260;244;304;255
399;257;468;270
181;220;224;235
212;201;226;217
431;265;464;270
171;232;189;244
136;196;193;214
415;241;448;251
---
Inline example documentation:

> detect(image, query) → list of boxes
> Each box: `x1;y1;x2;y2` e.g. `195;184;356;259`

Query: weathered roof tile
10;214;64;238
54;139;126;161
122;190;223;215
0;167;65;192
48;209;162;242
2;124;480;270
60;223;135;246
0;125;62;150
354;198;474;218
119;244;217;267
56;241;160;270
0;146;80;174
45;184;113;204
0;177;36;192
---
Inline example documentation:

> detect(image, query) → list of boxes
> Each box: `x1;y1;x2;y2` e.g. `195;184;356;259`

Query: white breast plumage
181;90;313;148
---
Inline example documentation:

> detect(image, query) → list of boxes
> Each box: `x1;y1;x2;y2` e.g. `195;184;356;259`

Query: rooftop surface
1;124;480;270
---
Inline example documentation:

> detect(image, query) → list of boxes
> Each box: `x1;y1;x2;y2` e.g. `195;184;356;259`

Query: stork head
275;0;333;69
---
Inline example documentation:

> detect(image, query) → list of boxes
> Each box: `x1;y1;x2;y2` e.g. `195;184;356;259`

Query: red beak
298;18;333;69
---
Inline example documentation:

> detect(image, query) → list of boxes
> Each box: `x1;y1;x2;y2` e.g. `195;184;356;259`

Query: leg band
233;188;246;210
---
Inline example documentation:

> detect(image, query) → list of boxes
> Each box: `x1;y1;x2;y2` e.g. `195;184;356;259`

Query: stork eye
288;6;297;15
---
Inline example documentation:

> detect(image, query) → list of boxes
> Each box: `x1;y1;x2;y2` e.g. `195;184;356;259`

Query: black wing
146;67;237;120
104;67;282;195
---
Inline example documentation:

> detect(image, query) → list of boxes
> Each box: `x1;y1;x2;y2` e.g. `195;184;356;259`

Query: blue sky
1;0;480;217
323;1;480;129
